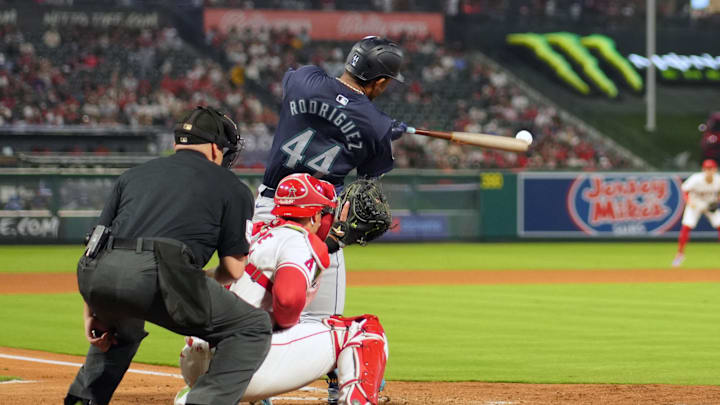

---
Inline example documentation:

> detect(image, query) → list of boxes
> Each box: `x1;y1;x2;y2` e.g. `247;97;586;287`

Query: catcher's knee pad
325;314;388;405
179;336;215;387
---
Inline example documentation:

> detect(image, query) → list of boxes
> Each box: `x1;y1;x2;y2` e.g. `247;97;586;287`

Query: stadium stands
1;3;641;169
0;16;275;167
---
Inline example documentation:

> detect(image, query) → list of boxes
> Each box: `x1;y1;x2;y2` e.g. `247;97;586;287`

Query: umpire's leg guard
325;314;388;405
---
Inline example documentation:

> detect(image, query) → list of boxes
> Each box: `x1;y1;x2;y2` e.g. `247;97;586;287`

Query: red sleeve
271;267;308;329
683;191;689;202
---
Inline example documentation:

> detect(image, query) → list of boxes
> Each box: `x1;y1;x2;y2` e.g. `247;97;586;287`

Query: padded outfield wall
0;169;716;243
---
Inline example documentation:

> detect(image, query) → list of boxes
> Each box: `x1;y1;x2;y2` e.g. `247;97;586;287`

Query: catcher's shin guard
325;314;388;405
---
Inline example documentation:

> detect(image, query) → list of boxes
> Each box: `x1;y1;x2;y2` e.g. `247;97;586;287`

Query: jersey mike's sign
204;9;444;41
518;172;718;238
567;175;683;236
507;32;720;98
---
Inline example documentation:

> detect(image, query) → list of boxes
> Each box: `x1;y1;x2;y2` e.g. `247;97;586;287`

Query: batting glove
390;120;408;140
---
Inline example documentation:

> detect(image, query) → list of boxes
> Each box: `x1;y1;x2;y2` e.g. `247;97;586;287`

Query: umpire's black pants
66;239;272;405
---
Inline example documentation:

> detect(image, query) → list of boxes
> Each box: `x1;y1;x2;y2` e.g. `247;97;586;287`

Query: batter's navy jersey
262;65;394;190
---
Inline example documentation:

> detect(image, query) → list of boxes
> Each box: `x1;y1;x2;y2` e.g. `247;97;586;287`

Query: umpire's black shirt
98;149;253;266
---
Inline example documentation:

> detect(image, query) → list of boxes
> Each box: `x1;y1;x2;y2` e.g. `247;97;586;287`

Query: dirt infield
2;346;720;405
2;270;720;404
4;269;720;294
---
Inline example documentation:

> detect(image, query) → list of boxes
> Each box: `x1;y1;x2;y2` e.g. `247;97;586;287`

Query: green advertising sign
507;32;642;98
627;52;720;82
507;32;720;97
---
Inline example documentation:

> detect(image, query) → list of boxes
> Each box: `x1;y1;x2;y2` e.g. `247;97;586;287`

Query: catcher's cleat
672;253;685;267
249;400;273;405
327;369;340;404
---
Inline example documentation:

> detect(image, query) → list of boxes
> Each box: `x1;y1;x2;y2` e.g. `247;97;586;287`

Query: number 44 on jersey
281;128;342;175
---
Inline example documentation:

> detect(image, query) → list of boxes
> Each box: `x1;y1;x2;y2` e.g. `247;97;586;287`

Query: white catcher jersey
230;223;323;314
682;173;720;208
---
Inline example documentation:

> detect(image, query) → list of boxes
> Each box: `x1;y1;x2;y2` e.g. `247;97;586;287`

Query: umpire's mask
174;106;245;169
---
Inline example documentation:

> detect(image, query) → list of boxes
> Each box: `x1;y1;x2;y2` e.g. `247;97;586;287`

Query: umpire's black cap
174;106;244;168
345;36;404;84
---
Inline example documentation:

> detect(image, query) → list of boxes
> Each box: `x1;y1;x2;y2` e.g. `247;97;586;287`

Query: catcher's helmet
345;36;404;84
272;173;337;218
174;106;245;168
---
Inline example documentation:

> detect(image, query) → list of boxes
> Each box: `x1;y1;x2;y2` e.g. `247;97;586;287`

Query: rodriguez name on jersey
288;97;363;151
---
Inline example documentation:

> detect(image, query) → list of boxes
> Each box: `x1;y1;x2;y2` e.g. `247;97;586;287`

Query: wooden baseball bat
406;127;530;152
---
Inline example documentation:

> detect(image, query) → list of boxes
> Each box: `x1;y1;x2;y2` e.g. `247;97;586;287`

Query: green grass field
2;241;719;272
1;243;719;385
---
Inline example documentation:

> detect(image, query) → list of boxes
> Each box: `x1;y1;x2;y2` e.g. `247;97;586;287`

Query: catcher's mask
272;173;337;238
174;106;244;168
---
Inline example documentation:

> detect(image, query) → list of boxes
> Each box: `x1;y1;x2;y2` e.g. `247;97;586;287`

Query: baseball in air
515;130;533;144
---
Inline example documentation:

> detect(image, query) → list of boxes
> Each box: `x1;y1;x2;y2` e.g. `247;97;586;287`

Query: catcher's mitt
709;201;719;212
326;179;392;251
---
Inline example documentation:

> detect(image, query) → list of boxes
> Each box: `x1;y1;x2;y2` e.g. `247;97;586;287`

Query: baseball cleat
327;370;339;404
672;253;685;267
174;385;190;405
64;395;93;405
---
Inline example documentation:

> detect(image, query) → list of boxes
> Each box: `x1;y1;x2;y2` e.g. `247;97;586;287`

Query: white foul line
275;397;324;401
298;386;325;393
0;353;183;379
0;380;39;385
0;352;328;402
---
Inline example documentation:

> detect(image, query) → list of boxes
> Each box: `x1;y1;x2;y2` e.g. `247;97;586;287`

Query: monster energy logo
507;32;720;98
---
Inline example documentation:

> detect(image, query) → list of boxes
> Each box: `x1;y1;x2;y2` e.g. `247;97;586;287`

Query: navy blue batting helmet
345;36;404;84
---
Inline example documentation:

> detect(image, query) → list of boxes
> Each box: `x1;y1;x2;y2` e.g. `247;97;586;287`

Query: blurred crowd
0;178;116;212
0;23;251;128
0;22;275;165
1;11;635;169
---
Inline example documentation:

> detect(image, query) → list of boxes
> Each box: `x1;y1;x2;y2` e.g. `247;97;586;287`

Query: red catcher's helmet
271;173;337;218
702;159;718;170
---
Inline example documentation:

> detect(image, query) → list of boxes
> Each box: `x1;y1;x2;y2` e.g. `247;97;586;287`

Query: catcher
175;174;390;405
673;159;720;266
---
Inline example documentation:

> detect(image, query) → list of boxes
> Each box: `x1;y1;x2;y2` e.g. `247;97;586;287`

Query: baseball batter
254;36;407;322
673;159;720;266
175;174;389;405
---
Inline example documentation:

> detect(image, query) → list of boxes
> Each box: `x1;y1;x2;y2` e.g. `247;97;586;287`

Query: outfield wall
0;169;715;243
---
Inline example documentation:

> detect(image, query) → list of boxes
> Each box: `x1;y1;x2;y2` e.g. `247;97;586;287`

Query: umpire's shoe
64;394;94;405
